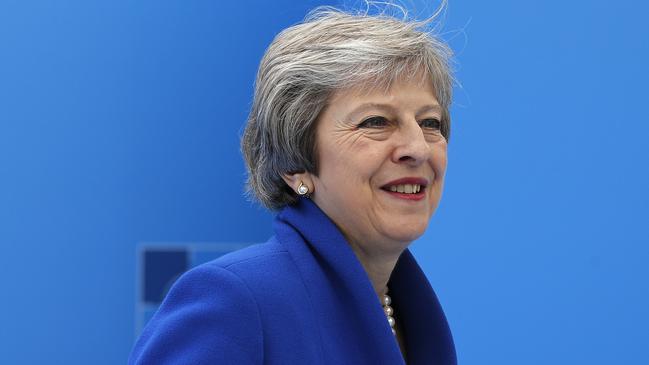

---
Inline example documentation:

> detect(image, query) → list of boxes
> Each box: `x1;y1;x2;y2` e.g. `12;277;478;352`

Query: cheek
437;156;448;176
316;147;367;198
432;145;448;175
332;141;381;179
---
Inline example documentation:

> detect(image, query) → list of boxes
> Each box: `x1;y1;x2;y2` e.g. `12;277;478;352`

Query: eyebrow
346;102;442;120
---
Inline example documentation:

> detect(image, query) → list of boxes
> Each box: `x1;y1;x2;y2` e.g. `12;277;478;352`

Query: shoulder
129;238;299;365
129;261;263;364
207;236;297;284
160;237;291;311
212;236;288;269
164;237;293;300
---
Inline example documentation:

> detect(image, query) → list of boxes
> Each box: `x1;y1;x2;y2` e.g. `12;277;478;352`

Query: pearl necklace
382;291;396;336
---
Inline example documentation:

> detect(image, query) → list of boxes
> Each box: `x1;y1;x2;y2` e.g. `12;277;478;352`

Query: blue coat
129;198;456;365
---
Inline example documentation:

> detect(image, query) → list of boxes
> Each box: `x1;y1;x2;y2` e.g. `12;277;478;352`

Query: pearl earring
297;182;309;196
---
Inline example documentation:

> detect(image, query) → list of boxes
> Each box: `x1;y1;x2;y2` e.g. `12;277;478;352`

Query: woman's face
310;76;448;256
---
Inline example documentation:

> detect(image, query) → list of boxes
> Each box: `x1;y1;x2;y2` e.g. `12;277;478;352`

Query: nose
392;119;431;166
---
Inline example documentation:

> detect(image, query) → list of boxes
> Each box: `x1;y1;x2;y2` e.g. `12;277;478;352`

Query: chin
384;222;428;245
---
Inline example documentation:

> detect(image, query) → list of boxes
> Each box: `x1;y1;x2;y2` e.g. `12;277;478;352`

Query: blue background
1;0;647;364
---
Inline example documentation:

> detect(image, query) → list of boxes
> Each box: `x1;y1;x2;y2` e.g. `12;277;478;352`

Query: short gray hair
241;6;454;210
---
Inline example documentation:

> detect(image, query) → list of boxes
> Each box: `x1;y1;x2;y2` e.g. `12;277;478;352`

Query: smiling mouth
380;183;427;201
382;183;423;194
380;177;429;201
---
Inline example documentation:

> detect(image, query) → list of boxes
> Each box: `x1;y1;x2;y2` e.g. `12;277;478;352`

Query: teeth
387;184;422;194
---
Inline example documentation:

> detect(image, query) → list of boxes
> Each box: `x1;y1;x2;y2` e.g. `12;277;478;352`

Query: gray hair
241;6;454;210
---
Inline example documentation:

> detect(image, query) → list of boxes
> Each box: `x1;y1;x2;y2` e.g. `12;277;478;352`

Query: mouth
380;177;428;201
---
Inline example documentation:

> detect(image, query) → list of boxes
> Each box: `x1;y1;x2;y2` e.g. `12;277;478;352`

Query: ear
282;171;315;196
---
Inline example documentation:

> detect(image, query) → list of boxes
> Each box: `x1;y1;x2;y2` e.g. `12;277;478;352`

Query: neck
350;245;402;300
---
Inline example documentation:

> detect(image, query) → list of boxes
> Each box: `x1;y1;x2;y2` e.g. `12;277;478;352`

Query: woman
130;6;456;365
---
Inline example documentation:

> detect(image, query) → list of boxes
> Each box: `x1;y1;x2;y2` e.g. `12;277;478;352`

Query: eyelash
419;118;441;131
358;116;389;128
358;116;442;131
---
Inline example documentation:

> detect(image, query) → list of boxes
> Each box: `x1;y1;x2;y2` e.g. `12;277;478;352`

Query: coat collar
274;198;456;365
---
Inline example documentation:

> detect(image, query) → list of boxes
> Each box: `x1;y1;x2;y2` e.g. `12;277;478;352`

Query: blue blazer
129;198;456;365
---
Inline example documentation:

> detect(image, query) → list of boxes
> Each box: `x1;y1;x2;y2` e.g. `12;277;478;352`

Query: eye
358;116;389;129
419;118;441;131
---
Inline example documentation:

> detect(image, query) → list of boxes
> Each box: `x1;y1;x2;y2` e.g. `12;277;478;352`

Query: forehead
325;75;439;115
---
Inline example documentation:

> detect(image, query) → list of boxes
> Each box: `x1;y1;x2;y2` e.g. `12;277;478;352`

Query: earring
297;182;309;196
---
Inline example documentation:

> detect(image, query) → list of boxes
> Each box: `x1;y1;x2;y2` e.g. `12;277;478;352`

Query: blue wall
0;1;328;363
1;1;647;364
413;1;649;364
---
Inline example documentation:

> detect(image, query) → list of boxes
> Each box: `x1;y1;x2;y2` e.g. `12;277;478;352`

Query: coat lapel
390;251;457;365
275;198;455;364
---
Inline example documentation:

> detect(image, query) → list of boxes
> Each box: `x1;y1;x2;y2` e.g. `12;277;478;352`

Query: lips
381;177;428;190
380;177;429;200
